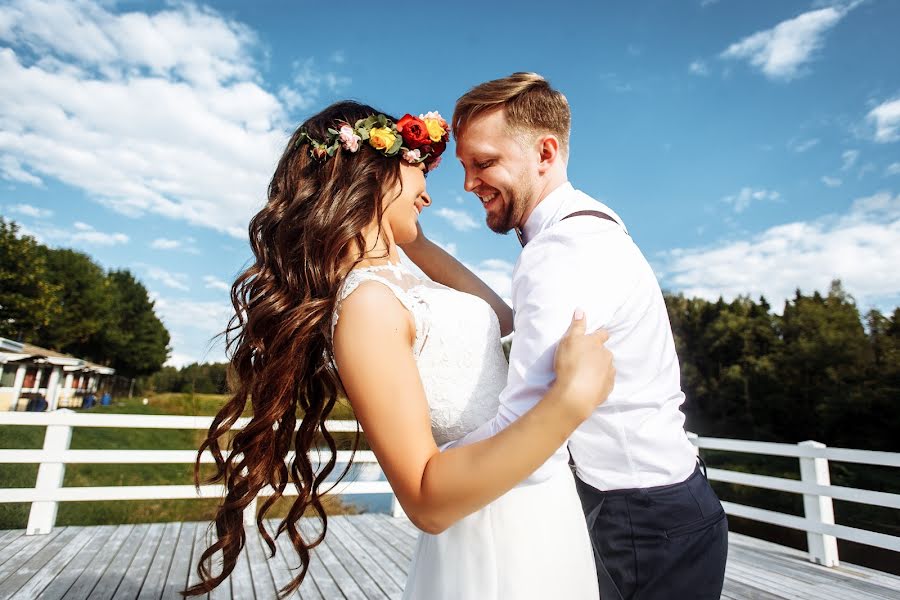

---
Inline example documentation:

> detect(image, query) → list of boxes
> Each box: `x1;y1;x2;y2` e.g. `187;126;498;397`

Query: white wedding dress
334;262;599;600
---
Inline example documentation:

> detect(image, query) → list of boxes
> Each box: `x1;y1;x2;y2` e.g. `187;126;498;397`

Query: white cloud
151;237;181;250
0;155;43;186
203;275;230;291
719;4;856;81
279;57;351;111
5;202;52;218
688;60;709;76
841;149;859;171
153;295;232;365
464;258;514;302
886;162;900;176
20;220;128;246
722;187;780;213
788;137;819;153
145;265;190;291
867;97;900;143
821;175;842;187
0;0;349;239
435;207;480;231
660;191;900;311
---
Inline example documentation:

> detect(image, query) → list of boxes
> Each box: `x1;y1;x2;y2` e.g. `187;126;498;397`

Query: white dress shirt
447;182;697;490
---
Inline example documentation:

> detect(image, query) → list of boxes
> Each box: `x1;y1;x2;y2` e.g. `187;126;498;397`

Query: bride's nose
421;192;432;207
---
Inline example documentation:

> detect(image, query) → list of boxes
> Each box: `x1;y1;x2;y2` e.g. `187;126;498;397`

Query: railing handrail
693;436;900;468
0;411;360;432
1;411;897;566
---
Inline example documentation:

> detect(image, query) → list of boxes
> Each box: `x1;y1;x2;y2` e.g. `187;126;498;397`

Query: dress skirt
402;464;599;599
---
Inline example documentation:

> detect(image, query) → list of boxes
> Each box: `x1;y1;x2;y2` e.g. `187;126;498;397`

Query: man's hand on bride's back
553;309;615;421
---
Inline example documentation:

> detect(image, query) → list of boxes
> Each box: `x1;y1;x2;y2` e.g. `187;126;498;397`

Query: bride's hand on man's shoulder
553;309;615;421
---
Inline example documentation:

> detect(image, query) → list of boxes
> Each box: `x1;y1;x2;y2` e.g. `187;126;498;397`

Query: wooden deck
0;515;897;599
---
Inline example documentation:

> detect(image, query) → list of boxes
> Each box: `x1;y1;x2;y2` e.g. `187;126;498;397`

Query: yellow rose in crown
369;127;396;150
424;118;446;143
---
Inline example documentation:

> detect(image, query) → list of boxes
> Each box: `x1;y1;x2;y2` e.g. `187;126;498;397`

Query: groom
450;73;728;599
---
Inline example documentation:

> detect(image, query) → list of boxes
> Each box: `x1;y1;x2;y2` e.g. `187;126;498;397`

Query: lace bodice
332;262;508;446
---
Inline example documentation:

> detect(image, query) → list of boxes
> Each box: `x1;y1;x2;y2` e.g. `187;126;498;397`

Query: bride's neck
345;219;401;270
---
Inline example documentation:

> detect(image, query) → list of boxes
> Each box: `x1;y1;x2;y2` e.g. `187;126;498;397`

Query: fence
1;411;898;569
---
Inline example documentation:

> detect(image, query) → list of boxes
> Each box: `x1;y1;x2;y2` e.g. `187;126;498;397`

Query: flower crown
297;111;450;171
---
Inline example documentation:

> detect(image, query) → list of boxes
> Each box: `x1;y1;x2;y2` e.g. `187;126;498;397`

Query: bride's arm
400;225;513;336
333;282;612;535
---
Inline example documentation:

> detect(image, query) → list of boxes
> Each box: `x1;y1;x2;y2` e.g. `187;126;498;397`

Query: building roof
0;337;115;374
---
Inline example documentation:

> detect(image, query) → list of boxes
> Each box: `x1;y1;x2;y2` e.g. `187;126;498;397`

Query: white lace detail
332;262;508;446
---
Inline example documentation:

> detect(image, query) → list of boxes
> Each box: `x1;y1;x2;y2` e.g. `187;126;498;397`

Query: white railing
1;411;898;571
0;410;399;536
686;432;900;567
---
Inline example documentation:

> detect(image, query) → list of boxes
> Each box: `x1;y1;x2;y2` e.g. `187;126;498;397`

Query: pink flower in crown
427;155;442;171
403;148;422;163
339;124;361;152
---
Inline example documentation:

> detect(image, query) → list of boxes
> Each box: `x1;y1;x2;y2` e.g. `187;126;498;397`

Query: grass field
0;393;365;529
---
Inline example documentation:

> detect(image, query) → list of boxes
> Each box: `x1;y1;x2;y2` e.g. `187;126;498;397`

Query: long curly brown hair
183;101;402;597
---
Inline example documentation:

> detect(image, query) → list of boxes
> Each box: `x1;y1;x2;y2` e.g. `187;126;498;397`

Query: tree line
667;281;898;453
0;218;170;377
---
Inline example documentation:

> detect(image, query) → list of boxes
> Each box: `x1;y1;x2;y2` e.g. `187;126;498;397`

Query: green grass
0;393;363;529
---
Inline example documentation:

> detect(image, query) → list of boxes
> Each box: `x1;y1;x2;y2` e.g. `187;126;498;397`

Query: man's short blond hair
453;72;570;155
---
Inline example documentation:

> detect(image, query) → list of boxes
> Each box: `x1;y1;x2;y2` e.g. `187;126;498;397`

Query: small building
0;337;115;411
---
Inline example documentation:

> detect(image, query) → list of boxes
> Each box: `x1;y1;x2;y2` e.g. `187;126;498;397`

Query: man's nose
463;170;479;193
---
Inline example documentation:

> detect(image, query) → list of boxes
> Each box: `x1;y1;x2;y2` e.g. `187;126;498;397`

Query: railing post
391;494;407;519
244;496;258;528
26;409;73;535
798;440;839;566
686;431;700;457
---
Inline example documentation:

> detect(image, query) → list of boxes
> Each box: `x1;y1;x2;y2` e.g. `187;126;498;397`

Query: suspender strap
561;209;619;225
517;210;624;247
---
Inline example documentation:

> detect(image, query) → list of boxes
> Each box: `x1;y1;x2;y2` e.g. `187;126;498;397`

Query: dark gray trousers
575;465;728;600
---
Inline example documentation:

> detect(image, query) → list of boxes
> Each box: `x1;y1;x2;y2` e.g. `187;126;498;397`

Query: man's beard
486;181;531;234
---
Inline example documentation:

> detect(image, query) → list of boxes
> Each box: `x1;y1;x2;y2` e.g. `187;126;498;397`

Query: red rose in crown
397;114;431;149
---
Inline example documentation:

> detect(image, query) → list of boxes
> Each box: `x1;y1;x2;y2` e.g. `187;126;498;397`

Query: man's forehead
456;111;511;157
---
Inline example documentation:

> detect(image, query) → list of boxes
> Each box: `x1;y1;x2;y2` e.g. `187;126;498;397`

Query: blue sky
1;0;898;366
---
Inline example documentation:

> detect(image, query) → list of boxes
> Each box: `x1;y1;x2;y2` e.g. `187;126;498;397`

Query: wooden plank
62;524;133;600
243;523;277;600
227;540;254;600
355;515;414;559
380;517;419;543
37;525;115;600
88;523;151;600
12;526;103;600
109;522;164;599
722;576;788;600
340;515;411;577
329;516;406;592
0;528;64;585
286;520;340;600
0;526;86;600
254;524;303;600
302;519;364;599
161;521;196;600
137;521;181;600
318;521;389;600
184;522;210;600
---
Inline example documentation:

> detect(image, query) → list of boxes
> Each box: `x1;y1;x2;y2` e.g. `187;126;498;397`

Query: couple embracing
187;73;728;599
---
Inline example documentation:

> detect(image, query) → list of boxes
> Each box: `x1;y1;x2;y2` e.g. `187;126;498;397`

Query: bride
185;101;614;599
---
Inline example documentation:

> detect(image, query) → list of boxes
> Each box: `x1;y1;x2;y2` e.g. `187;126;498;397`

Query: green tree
100;270;170;377
0;218;61;340
34;247;113;356
774;281;871;442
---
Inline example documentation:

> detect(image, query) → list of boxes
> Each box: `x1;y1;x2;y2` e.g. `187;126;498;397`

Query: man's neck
519;170;569;229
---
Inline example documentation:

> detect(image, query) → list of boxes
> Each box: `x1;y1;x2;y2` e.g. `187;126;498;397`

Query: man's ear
536;134;560;174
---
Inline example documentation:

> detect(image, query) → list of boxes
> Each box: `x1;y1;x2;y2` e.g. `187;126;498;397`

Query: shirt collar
516;181;574;246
